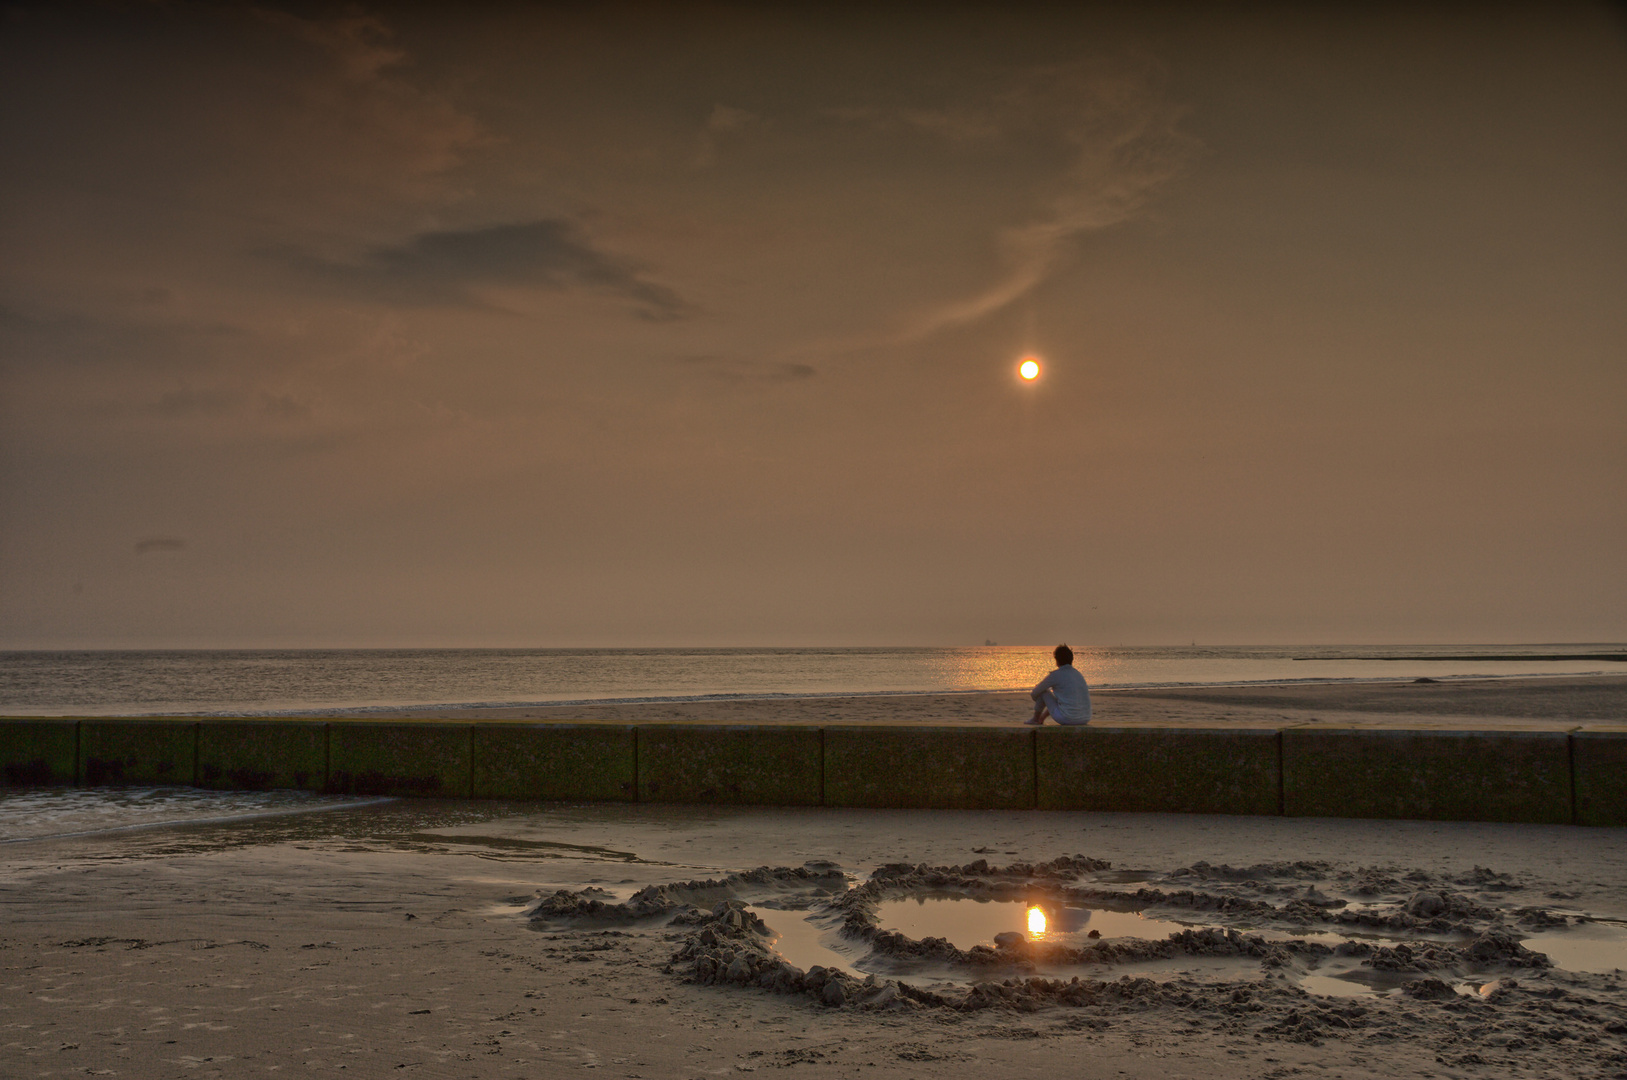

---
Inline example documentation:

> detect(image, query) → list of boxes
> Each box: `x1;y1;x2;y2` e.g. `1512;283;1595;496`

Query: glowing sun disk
1027;907;1046;934
1019;358;1040;380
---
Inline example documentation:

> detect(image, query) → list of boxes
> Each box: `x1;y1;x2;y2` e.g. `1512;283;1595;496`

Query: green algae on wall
637;725;822;805
80;719;197;786
1282;728;1572;824
474;724;636;801
197;720;328;792
0;719;79;786
1572;728;1627;827
1037;727;1281;815
824;726;1035;809
327;722;472;798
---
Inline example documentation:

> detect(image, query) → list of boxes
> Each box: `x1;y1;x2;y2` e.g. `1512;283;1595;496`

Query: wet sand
4;789;1626;1078
373;674;1627;729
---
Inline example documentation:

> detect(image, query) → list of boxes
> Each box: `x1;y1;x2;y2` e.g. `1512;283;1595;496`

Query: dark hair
1054;643;1073;666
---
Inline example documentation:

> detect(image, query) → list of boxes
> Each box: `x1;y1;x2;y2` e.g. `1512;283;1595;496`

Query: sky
2;1;1624;649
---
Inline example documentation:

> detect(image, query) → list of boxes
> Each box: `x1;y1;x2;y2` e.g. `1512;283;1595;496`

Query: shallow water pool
751;890;1627;1000
874;896;1194;947
1522;919;1627;974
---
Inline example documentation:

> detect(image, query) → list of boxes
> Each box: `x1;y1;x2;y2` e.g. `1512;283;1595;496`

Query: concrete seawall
2;719;1622;826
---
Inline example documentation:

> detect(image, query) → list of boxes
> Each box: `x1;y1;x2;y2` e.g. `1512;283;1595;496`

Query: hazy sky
2;2;1624;648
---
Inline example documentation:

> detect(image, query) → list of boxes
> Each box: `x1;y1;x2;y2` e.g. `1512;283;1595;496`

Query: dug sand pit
528;849;1627;1074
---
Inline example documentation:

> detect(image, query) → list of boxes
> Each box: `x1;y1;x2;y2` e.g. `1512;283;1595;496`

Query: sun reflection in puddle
749;897;1218;981
875;896;1194;948
748;895;1627;997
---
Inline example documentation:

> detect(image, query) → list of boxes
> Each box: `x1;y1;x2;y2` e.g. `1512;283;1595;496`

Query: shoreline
5;671;1625;726
358;673;1627;730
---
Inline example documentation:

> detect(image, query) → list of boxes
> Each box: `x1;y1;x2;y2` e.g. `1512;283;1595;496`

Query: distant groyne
2;718;1622;826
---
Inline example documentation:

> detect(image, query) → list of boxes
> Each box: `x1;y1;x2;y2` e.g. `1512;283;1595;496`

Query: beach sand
375;673;1627;729
4;676;1626;1078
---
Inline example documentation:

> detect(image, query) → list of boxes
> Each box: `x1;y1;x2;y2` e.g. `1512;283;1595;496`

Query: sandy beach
374;674;1627;730
3;676;1626;1078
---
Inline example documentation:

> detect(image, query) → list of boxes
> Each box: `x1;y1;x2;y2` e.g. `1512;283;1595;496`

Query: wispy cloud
678;355;816;383
693;103;760;168
150;386;240;418
843;58;1198;340
251;8;487;190
284;220;693;321
821;104;1003;142
0;305;247;376
134;537;185;554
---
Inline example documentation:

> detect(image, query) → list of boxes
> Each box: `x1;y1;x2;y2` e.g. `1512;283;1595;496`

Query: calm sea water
1;644;1620;716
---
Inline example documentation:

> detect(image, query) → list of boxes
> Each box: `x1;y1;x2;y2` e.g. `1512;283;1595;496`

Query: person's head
1054;643;1073;667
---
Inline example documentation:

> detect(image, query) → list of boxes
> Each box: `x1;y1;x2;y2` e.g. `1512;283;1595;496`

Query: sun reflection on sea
937;645;1124;692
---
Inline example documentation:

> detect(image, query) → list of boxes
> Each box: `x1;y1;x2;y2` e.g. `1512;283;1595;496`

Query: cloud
144;387;311;422
249;7;488;194
0;305;247;375
678;356;817;383
821;104;1003;142
693;102;760;168
150;387;240;418
0;5;490;251
708;104;757;133
285;220;692;320
134;537;185;554
254;10;408;85
842;58;1199;339
0;303;331;446
258;392;313;421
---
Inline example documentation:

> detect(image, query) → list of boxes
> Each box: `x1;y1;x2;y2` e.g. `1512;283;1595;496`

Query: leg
1025;689;1057;725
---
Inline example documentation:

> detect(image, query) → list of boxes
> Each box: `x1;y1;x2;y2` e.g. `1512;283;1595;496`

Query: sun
1018;357;1040;380
1027;906;1047;934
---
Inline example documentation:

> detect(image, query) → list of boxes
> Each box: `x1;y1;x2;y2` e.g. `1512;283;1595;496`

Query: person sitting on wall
1024;644;1092;726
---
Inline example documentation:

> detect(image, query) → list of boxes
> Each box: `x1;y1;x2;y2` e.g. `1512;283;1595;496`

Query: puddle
1298;968;1420;998
874;896;1194;948
738;893;1627;999
754;911;861;976
750;898;1262;986
1522;920;1627;974
751;896;1209;980
395;833;654;863
706;878;1620;995
1256;926;1471;950
0;786;380;843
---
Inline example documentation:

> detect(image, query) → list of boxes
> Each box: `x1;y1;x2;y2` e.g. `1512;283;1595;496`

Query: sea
2;643;1622;717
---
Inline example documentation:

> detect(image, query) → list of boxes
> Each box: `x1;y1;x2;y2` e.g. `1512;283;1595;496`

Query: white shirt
1032;664;1092;724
